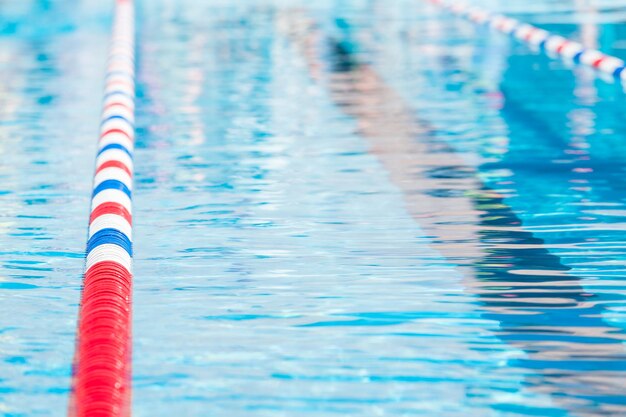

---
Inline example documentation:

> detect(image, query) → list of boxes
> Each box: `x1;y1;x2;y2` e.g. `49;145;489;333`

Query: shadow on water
279;8;626;416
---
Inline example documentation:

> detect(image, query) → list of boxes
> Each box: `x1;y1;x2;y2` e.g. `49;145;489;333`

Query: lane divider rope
427;0;626;81
69;0;135;416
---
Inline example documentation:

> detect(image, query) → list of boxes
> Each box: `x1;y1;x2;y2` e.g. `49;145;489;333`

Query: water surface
2;0;626;416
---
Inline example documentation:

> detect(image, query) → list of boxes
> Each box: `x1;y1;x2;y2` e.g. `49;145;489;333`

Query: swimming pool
2;0;626;415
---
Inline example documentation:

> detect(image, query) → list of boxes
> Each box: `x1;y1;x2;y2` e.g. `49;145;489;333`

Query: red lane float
69;1;136;416
427;0;626;80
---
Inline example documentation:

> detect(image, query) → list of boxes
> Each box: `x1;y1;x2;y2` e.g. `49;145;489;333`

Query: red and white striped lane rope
69;0;135;416
427;0;626;81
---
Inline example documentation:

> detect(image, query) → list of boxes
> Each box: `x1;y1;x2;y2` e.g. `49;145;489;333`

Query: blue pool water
2;0;626;416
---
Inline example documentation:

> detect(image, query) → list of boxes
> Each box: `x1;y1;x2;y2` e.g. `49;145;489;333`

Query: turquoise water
2;0;626;416
0;1;109;414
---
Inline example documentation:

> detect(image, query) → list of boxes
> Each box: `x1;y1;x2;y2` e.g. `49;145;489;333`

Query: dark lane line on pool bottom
279;9;626;416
